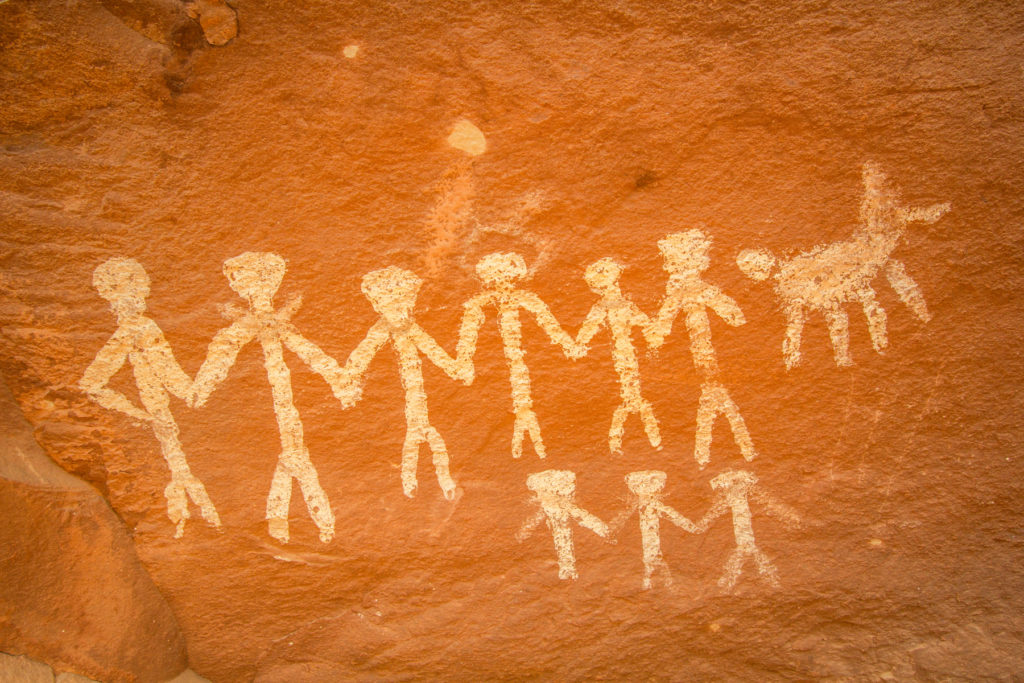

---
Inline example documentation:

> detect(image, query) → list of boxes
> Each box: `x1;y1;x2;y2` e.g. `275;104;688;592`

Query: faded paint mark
341;266;470;500
695;470;799;591
573;258;661;453
192;252;339;544
517;470;611;580
447;119;486;157
458;253;578;459
737;163;950;369
81;257;221;538
343;45;359;59
650;230;756;467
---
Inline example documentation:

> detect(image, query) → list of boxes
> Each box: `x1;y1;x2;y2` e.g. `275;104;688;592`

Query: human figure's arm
141;320;194;402
901;202;950;224
648;282;683;348
703;284;746;327
516;507;546;542
693;496;729;533
191;318;256;407
455;295;488;384
570;302;606;359
517;291;579;357
570;505;611;540
280;322;361;405
340;319;390;384
410;323;468;384
655;502;699;533
750;487;801;528
80;329;151;422
629;302;659;348
607;500;638;538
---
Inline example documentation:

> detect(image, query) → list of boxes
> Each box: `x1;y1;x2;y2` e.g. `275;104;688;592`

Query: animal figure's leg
639;399;662;450
752;548;780;587
609;403;629;454
885;259;931;323
717;547;747;591
424;425;456;500
266;462;293;543
858;288;889;353
823;305;853;367
782;304;806;370
549;522;578;580
401;426;425;498
292;448;335;543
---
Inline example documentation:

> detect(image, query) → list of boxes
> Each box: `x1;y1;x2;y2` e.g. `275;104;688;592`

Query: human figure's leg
550;523;577;580
823;305;852;367
694;386;716;468
782;304;806;369
292;448;336;543
717;385;756;461
424;425;456;500
717;547;747;591
401;426;424;498
639;399;662;450
609;403;629;454
513;407;546;459
886;259;931;322
753;548;780;587
152;416;220;533
858;288;889;353
266;461;293;543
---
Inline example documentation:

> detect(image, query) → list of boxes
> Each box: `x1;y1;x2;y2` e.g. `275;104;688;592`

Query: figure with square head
737;163;950;369
80;257;221;538
612;470;699;589
340;266;469;500
650;230;756;467
457;252;579;460
573;258;661;453
516;469;611;580
694;469;799;591
192;252;348;544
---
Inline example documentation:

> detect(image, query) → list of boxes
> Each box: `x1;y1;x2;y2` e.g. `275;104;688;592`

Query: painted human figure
80;257;220;538
737;163;950;368
650;230;756;467
694;470;799;591
340;266;469;500
457;252;578;459
612;470;698;589
516;470;611;580
573;258;661;453
192;252;346;544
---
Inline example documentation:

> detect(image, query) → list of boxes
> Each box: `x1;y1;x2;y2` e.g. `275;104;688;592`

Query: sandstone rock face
2;1;1024;680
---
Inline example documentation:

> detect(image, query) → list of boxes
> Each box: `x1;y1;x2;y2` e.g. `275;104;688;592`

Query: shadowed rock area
2;0;1024;680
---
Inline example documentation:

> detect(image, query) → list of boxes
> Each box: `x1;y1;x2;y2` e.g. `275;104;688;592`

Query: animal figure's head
93;257;150;318
625;470;667;497
658;230;711;275
223;252;287;306
475;252;528;288
736;248;777;282
361;266;422;325
583;257;624;295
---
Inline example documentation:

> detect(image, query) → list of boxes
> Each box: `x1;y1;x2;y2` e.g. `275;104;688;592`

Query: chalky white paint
343;45;359;59
695;470;799;591
446;119;487;156
737;163;950;369
517;470;611;580
614;471;698;589
574;258;661;453
192;253;340;544
650;230;756;467
80;257;220;538
342;266;469;500
458;253;578;459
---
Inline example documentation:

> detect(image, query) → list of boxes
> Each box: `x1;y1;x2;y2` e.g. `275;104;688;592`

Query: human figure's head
736;248;777;282
526;469;576;499
658;230;712;275
223;252;287;309
93;257;150;319
361;266;422;325
625;470;667;497
475;252;528;289
710;469;757;492
584;258;624;296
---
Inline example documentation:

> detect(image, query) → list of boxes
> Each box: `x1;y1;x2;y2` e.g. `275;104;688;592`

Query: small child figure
612;470;698;589
517;469;612;580
573;258;661;453
341;266;470;500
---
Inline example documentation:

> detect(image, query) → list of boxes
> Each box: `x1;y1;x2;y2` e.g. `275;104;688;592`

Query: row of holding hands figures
81;229;758;543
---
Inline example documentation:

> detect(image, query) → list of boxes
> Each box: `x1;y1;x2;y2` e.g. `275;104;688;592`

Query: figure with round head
736;164;950;369
81;257;220;538
517;469;611;580
650;229;757;468
612;470;700;589
573;257;661;453
695;469;800;591
457;252;580;460
192;252;351;544
339;266;469;500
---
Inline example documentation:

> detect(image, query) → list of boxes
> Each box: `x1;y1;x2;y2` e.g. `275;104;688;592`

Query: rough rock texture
0;377;189;681
2;0;1024;680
